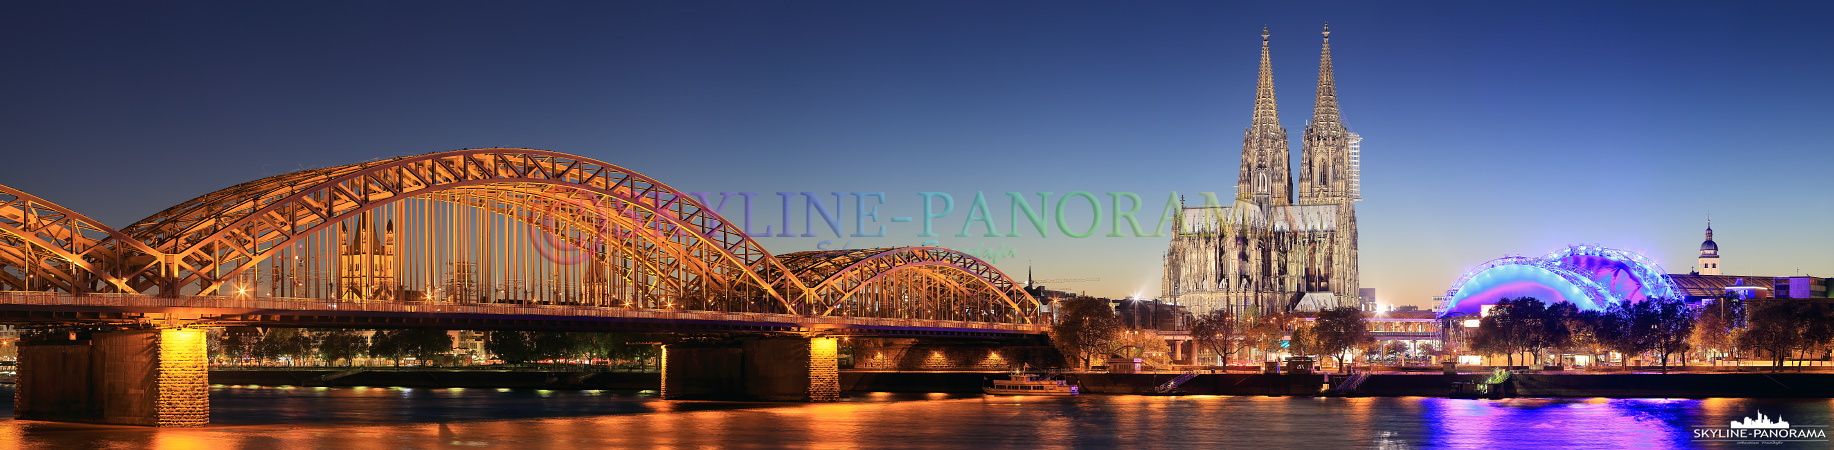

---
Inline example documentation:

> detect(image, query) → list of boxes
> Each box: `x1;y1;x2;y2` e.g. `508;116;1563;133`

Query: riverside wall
210;369;661;390
206;370;1834;398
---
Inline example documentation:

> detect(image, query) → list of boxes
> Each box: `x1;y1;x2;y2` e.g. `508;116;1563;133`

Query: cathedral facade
1162;26;1361;318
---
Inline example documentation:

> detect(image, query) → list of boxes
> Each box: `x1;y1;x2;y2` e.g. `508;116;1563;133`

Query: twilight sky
3;1;1830;308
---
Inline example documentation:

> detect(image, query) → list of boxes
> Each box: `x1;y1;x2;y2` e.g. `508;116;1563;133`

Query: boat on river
984;373;1079;396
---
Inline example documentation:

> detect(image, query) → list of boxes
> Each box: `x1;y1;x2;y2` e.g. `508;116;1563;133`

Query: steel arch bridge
0;148;1042;328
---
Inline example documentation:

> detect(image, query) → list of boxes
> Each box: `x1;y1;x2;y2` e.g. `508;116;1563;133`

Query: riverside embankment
208;369;1834;398
210;369;662;390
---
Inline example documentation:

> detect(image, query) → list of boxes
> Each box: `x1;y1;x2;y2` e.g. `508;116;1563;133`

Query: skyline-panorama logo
1694;410;1828;445
1731;411;1790;429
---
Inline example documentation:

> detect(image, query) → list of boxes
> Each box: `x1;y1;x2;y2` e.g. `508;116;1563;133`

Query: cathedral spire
1252;26;1280;130
1298;23;1349;204
1310;23;1341;131
1238;27;1291;205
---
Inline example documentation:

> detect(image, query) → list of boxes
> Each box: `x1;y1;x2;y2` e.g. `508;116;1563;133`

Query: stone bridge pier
661;337;840;402
14;328;209;426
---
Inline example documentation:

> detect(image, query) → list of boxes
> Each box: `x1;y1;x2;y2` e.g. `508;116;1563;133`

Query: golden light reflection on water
1343;396;1374;443
0;386;1829;449
150;430;213;450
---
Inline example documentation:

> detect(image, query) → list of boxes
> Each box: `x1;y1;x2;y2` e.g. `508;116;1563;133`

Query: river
0;385;1829;449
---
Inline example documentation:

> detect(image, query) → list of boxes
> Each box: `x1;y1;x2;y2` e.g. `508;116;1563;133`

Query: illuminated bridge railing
0;292;1047;334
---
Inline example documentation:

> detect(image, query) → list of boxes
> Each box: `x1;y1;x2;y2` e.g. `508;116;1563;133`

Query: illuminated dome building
1437;245;1681;318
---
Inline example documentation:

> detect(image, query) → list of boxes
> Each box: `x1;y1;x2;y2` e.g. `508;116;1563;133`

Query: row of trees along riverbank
1463;296;1834;371
1186;304;1376;372
1051;294;1834;374
210;329;660;369
1052;296;1376;373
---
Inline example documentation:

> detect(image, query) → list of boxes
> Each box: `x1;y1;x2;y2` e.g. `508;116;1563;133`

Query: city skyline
3;2;1831;308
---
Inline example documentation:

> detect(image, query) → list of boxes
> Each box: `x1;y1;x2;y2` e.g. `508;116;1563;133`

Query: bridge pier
15;328;209;427
661;337;838;402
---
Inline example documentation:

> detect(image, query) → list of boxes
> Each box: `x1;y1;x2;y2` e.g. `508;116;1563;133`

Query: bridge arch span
0;184;159;293
781;247;1040;324
3;149;1043;325
114;149;808;310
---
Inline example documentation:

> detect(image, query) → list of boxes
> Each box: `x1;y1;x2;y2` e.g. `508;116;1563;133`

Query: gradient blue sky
3;1;1830;308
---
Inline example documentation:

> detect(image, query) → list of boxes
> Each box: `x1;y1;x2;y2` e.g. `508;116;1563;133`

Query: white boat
984;373;1079;396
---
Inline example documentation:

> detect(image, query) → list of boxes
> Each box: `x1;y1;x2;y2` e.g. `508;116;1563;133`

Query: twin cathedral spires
1161;24;1361;314
1238;25;1355;207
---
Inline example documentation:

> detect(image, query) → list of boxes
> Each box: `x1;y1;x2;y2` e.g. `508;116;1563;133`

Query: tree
1484;297;1549;366
1245;312;1301;362
1465;317;1507;364
1190;309;1242;366
1311;307;1374;373
573;332;657;366
1114;329;1173;368
316;329;369;367
1288;320;1319;358
486;330;538;365
1646;298;1696;372
401;329;455;364
1691;303;1735;364
1049;296;1121;369
1600;300;1654;367
1565;309;1608;367
530;331;579;362
1541;301;1578;365
369;329;410;366
1515;298;1551;366
1692;297;1742;365
370;329;455;366
583;333;661;369
1466;300;1530;366
219;327;261;365
1739;301;1812;371
1382;341;1409;360
256;328;315;366
1799;307;1834;365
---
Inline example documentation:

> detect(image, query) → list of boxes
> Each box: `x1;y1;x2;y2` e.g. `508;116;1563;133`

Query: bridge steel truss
0;185;161;293
780;247;1033;323
0;149;1043;327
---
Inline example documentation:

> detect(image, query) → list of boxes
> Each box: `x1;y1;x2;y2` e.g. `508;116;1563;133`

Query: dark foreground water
1;385;1830;449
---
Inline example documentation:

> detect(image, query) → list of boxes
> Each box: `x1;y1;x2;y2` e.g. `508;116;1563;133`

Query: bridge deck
0;292;1047;336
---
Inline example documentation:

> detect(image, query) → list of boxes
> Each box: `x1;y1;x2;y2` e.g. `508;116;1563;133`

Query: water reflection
0;385;1828;449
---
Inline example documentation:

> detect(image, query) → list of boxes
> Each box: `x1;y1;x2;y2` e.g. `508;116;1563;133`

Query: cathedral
1162;26;1361;318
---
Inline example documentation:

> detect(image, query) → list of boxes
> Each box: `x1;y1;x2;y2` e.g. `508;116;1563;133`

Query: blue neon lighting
1439;245;1680;318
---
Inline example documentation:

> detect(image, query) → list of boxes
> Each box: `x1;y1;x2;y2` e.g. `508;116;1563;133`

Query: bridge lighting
2;150;1046;336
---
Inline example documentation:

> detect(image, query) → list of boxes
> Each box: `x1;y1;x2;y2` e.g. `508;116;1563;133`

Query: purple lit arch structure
1439;245;1680;318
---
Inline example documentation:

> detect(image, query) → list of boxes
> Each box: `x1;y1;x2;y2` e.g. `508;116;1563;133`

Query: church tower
1238;27;1291;206
1163;25;1367;316
1298;24;1353;205
1298;24;1359;307
1699;221;1720;275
